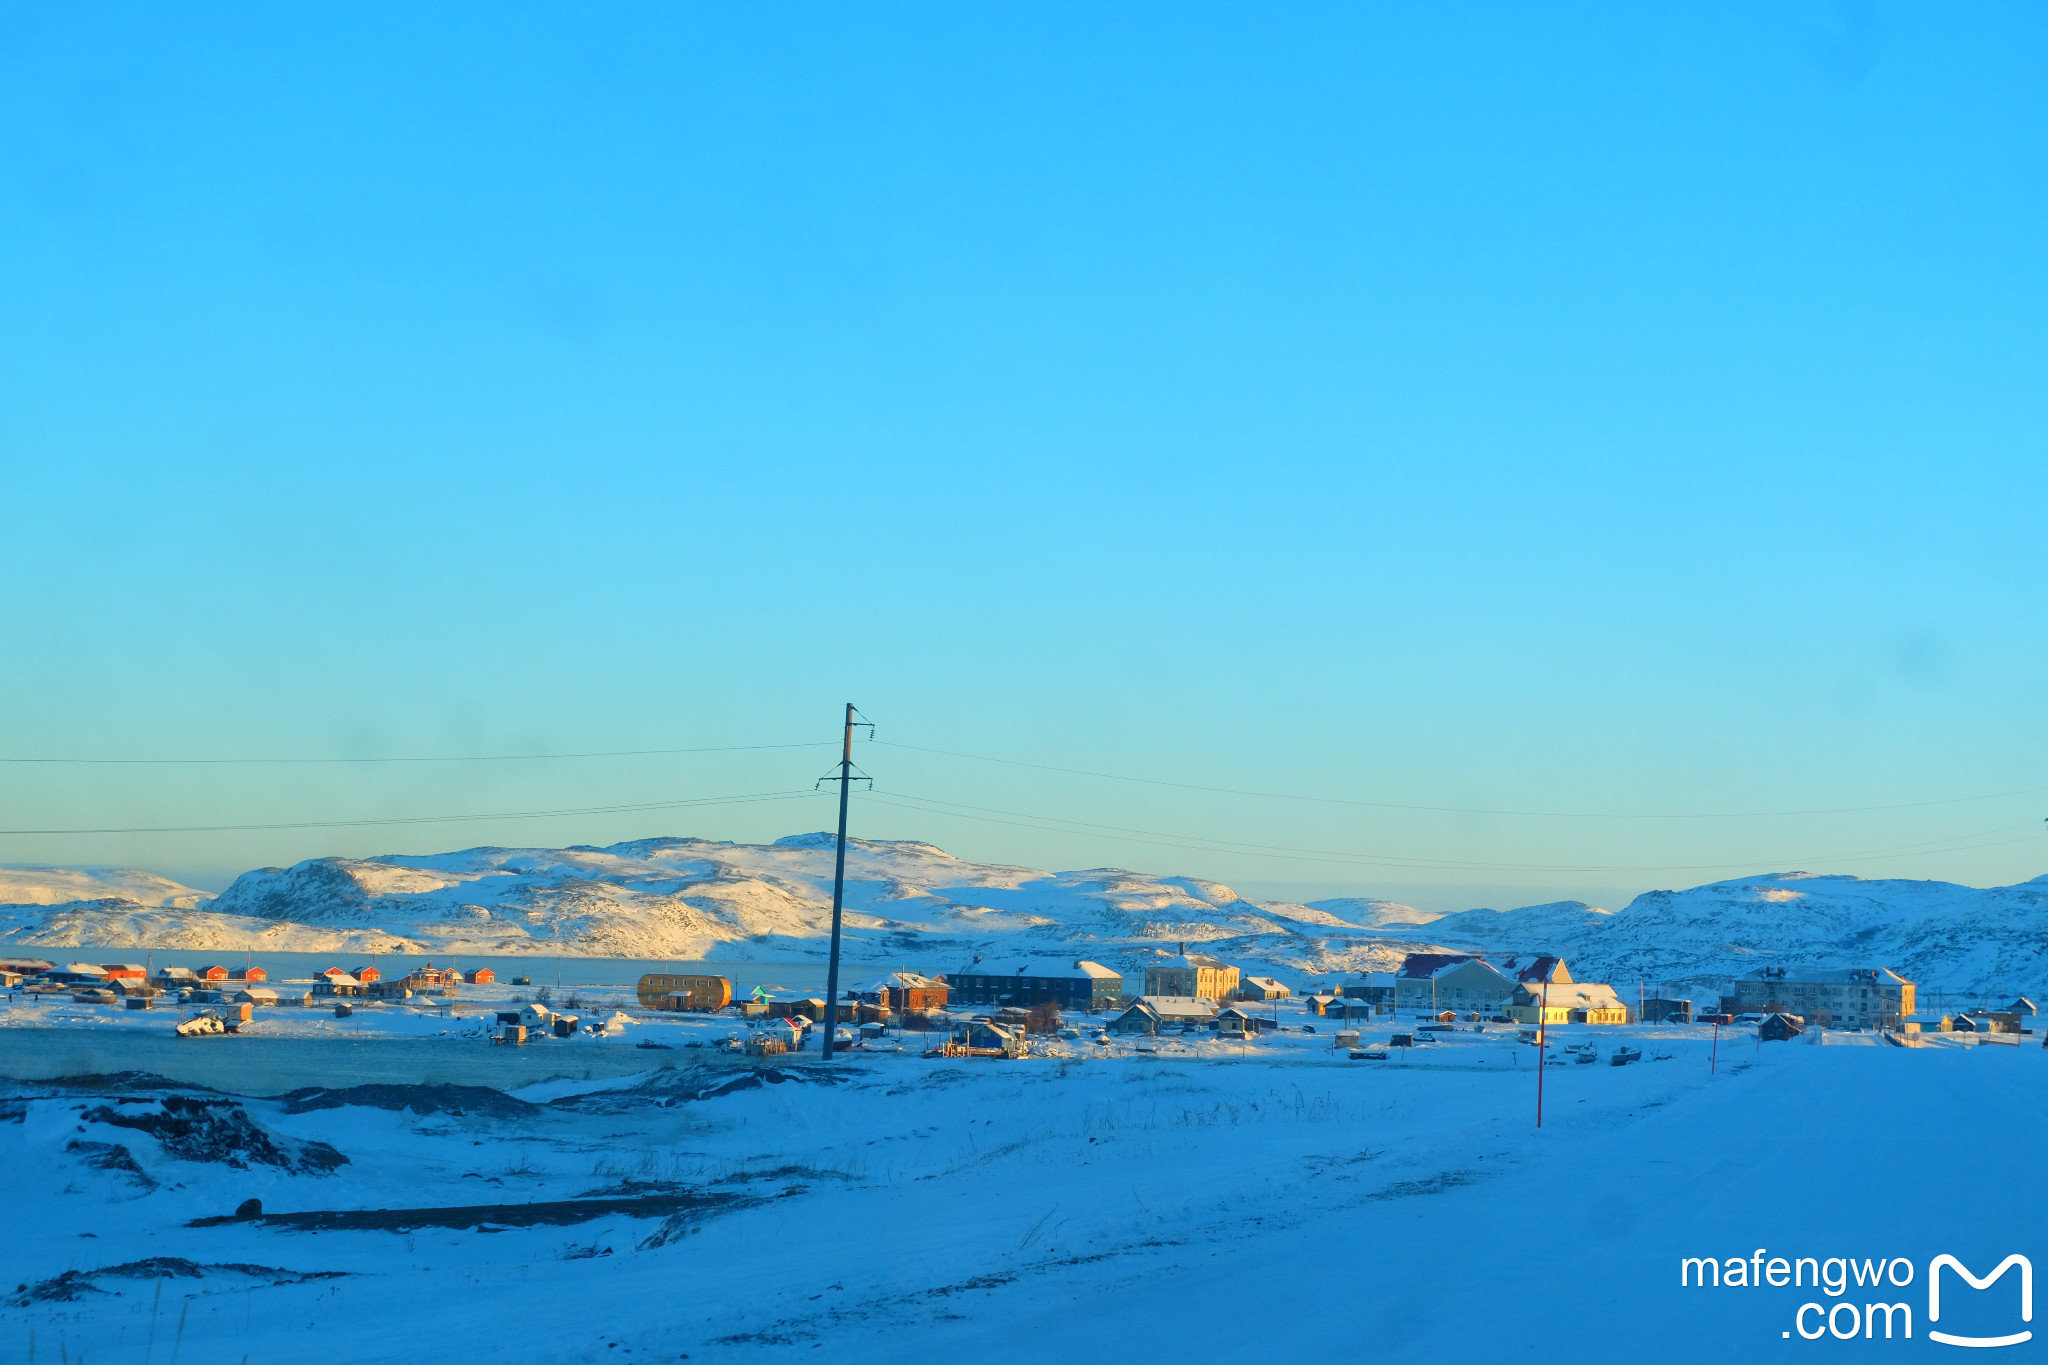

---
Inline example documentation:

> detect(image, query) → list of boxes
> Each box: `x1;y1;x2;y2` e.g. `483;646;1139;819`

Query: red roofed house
99;964;147;981
199;965;230;981
229;966;268;982
352;966;383;983
320;967;352;981
467;968;496;984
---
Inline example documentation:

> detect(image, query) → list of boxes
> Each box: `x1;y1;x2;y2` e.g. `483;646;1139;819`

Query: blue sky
2;3;2044;911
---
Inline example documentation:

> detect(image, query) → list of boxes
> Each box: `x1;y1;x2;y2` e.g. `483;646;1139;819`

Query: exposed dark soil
550;1063;856;1113
65;1139;159;1190
187;1187;767;1234
279;1082;539;1119
85;1095;347;1174
14;1256;346;1305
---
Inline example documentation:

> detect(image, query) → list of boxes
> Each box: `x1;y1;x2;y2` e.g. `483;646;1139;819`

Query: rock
236;1198;262;1218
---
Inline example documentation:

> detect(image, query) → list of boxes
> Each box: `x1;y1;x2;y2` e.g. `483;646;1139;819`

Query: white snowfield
3;842;2046;993
1;1029;2040;1362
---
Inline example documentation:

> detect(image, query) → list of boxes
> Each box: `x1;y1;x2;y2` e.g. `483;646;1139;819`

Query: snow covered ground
2;1012;2041;1363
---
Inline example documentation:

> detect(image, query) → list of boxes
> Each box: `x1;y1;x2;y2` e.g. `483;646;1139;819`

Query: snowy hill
1405;872;2048;999
0;837;1428;981
0;865;212;910
4;847;2046;994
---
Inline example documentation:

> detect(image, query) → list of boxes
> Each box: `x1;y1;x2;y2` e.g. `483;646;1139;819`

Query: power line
0;789;824;836
876;739;2048;821
0;741;832;766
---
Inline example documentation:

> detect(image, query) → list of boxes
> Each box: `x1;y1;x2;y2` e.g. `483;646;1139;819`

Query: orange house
352;966;383;983
229;966;268;982
200;965;230;981
467;968;496;984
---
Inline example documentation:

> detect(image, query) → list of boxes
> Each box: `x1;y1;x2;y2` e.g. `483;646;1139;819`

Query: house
519;1003;557;1030
100;963;147;982
233;986;280;1006
228;965;267;982
636;973;734;1012
1759;1012;1805;1042
1505;980;1629;1025
311;974;364;998
319;967;353;982
1721;966;1915;1029
198;965;230;982
1108;996;1219;1036
351;966;382;983
112;976;159;997
852;972;949;1012
0;958;55;976
1239;976;1290;1001
1143;953;1240;1001
1641;997;1693;1024
466;968;496;984
943;959;1124;1012
1213;1005;1269;1035
1961;1011;2021;1034
1304;994;1340;1017
398;963;463;990
1394;955;1518;1016
769;996;829;1023
1344;973;1397;1009
2009;996;2037;1018
154;966;201;988
942;1020;1024;1056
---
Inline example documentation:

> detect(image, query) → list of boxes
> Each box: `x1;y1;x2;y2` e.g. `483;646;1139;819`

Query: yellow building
1143;953;1241;1001
636;973;734;1012
1505;980;1628;1025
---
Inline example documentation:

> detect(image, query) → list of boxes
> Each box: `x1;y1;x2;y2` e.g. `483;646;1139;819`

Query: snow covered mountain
0;837;1425;981
0;865;212;910
4;846;2045;995
1405;873;2048;1000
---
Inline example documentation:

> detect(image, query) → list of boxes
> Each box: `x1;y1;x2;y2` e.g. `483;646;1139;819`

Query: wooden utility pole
1536;979;1548;1128
819;704;866;1060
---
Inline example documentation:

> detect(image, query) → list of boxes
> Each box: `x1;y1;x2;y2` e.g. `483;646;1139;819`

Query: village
2;947;2034;1058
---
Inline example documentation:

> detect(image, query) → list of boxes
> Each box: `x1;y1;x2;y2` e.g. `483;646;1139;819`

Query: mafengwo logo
1679;1251;2032;1347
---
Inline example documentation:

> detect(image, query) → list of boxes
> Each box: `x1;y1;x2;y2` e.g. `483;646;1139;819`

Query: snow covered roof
852;971;944;992
1132;995;1219;1019
1741;966;1911;986
1155;953;1232;970
948;959;1118;980
62;963;108;976
1496;955;1569;983
1395;953;1482;980
1518;982;1625;1010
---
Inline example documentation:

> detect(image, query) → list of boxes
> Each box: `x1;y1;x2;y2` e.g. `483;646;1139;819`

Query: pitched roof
1497;954;1570;983
947;959;1118;980
1395;953;1482;980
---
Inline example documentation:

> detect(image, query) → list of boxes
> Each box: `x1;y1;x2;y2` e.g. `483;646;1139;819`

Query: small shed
1759;1012;1805;1042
